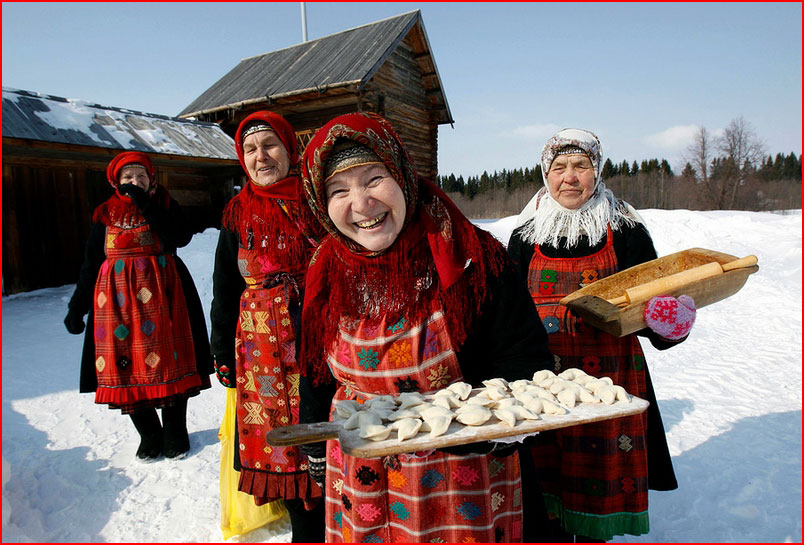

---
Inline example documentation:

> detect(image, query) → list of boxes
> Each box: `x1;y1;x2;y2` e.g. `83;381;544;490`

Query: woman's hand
644;295;696;340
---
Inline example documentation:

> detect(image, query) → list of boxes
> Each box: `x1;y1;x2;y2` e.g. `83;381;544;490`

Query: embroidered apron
234;243;317;503
526;227;650;540
93;223;200;412
323;308;523;543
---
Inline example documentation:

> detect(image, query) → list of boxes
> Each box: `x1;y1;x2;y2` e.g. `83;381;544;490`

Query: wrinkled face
325;163;407;252
242;130;290;186
546;154;596;209
118;166;150;192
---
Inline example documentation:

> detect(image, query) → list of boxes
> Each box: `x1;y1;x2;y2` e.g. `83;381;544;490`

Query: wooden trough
559;247;759;337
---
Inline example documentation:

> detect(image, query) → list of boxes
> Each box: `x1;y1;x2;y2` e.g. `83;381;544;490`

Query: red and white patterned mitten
644;295;696;340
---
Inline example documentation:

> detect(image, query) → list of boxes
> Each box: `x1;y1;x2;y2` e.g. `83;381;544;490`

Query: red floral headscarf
300;112;507;385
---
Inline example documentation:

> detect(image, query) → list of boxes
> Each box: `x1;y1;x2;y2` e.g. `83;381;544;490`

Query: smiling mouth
355;213;387;229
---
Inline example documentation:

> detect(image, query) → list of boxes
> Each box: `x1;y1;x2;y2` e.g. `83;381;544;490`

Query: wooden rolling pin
607;255;758;307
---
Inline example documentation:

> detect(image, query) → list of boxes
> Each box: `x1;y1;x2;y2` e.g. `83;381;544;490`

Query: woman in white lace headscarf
508;128;692;541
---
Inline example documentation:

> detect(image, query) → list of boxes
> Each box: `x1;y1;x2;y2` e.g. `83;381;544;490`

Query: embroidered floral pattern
387;317;406;333
427;363;451;389
389;501;411;521
387;469;407;488
543;316;560;333
357;348;380;371
452;465;481;486
456;501;482;521
355;466;380;486
488;458;505;479
356;503;382;522
420;469;445;488
388;341;412;367
582;355;602;375
491;491;504;512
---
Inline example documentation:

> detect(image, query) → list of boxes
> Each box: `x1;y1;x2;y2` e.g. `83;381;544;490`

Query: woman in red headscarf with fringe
209;111;324;541
64;151;213;461
298;112;554;543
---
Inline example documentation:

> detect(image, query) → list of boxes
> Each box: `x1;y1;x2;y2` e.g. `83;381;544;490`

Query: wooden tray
560;247;759;337
266;397;648;458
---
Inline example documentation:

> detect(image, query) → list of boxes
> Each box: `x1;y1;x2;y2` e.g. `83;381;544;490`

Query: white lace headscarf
514;128;644;248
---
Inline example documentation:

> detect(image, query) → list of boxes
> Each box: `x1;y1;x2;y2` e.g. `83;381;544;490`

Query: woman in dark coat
208;111;324;542
64;151;212;461
507;128;694;541
298;112;554;543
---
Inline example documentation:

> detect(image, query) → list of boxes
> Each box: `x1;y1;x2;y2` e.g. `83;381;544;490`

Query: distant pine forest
436;152;801;219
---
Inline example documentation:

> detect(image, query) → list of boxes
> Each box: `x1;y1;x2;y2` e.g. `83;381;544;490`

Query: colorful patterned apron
93;223;200;412
234;244;317;503
323;307;524;543
526;227;650;540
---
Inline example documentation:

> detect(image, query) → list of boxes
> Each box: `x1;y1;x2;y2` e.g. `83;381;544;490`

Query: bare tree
685;126;717;207
718;116;766;209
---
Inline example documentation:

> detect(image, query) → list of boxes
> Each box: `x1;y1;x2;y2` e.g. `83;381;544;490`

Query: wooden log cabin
179;10;453;181
2;87;242;294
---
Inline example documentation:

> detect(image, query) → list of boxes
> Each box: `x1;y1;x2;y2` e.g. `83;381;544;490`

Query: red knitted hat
106;151;155;188
234;111;298;177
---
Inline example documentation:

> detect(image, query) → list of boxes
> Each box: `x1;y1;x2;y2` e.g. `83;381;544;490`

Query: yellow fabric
219;387;287;540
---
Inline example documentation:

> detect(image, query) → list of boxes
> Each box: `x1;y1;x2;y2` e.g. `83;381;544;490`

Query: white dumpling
540;399;567;415
455;406;492;426
612;385;631;403
446;381;473;401
533;370;556;384
359;424;391;442
493;398;522;410
397;392;427;409
388;408;422;421
530;387;558;402
482;378;509;390
421;415;452;437
394;418;423;442
334;399;361;419
521;398;543;415
596;386;617;405
411;402;434;415
557;388;579;408
510;405;540;420
363;395;396;409
509;379;532;392
343;410;382;430
572;374;596;387
493;408;517;427
578;389;600;404
465;396;495;407
432;394;462;410
419;405;454;421
480;386;509;401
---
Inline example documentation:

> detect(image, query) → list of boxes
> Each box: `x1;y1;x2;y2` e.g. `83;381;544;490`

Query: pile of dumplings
332;367;632;444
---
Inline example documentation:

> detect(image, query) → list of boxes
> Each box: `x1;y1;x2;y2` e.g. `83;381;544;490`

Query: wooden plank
267;395;648;458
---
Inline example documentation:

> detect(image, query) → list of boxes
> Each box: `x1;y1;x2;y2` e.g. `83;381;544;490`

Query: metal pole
301;2;308;42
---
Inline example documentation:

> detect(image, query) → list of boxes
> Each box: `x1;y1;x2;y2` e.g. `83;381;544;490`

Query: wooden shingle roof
3;87;237;160
179;10;452;123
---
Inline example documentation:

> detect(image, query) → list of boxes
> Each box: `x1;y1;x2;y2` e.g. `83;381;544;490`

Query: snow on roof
2;87;237;160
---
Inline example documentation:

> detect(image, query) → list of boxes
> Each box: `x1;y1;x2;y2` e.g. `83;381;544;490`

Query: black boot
129;409;163;461
162;398;190;459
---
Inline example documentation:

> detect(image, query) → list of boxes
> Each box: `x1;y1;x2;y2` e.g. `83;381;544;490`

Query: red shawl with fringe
220;176;319;273
300;112;508;386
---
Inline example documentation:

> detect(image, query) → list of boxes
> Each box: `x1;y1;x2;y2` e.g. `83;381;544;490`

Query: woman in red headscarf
64;151;213;461
209;111;324;541
298;112;554;543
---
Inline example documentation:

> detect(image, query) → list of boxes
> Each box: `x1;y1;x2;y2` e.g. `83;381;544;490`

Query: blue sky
3;2;801;178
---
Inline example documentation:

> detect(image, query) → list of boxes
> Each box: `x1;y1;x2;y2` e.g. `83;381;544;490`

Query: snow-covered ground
2;209;801;543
